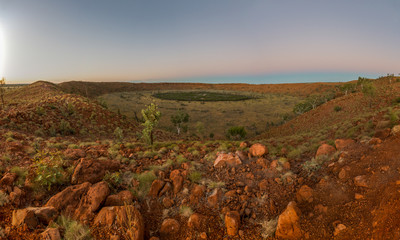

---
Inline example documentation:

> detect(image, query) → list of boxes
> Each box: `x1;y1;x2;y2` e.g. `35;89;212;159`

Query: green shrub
226;126;247;140
113;127;124;142
54;215;92;240
33;151;67;190
188;171;202;183
103;171;122;190
334;106;342;112
134;171;157;197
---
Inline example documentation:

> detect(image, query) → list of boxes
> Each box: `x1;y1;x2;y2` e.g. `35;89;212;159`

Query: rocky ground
0;79;400;240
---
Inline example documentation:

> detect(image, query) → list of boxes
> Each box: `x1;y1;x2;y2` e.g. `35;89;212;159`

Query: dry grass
100;90;303;138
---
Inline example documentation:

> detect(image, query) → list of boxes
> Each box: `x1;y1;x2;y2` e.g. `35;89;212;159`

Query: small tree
141;103;161;145
195;121;205;139
0;77;5;109
171;111;189;135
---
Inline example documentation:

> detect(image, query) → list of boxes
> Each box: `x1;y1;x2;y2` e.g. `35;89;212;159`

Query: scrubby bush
334;106;342;112
53;215;92;240
226;126;247;140
33;151;68;190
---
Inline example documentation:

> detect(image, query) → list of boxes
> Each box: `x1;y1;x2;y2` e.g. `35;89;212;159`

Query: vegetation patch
152;91;254;101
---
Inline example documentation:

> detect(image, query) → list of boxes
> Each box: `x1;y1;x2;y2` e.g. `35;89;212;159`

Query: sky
0;0;399;84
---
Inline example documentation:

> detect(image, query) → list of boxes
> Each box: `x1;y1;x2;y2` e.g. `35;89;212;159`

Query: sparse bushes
133;171;157;197
226;126;247;140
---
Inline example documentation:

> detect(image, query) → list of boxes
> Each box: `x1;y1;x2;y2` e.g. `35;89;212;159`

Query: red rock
314;204;328;214
256;158;268;168
258;180;268;191
354;175;369;188
104;190;134;206
275;201;302;239
338;168;347;180
162;197;174;208
213;153;242;168
239;141;248;148
225;190;236;198
296;185;314;203
249;143;268;157
391;125;400;136
74;181;110;221
71;159;120;184
225;211;240;236
235;151;247;161
159;182;171;197
207;188;223;208
188;213;204;230
316;144;335;158
64;148;86;160
270;160;278;170
9;186;24;206
148;180;165;198
33;207;58;225
368;137;382;145
94;205;144;240
12;208;38;229
189;185;206;205
170;170;184;194
41;228;61;240
45;182;91;213
374;128;390;139
334;139;355;151
334;224;347;236
160;218;180;236
0;172;17;190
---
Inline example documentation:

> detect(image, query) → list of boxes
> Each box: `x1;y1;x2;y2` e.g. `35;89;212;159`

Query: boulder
71;159;120;184
207;188;223;208
0;172;17;191
12;208;38;229
334;224;347;236
189;185;206;205
104;190;134;206
45;182;91;214
94;205;144;240
170;170;184;194
249;143;268;157
188;213;204;230
41;228;62;240
213;153;242;168
315;144;335;158
335;139;355;151
354;175;369;188
160;218;180;236
391;125;400;136
64;149;86;160
148;180;165;198
275;201;302;239
33;207;58;225
225;211;240;236
74;181;110;221
9;186;24;206
296;185;314;203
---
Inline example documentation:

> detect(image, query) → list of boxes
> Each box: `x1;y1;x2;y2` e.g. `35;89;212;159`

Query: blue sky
0;0;399;83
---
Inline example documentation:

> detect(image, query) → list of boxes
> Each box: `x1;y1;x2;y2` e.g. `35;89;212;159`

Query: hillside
59;81;339;98
0;77;399;240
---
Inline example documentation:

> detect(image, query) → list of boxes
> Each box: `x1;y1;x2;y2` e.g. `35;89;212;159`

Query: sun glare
0;24;4;78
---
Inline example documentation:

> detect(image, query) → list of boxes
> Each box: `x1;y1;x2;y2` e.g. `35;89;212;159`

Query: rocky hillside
0;78;399;240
